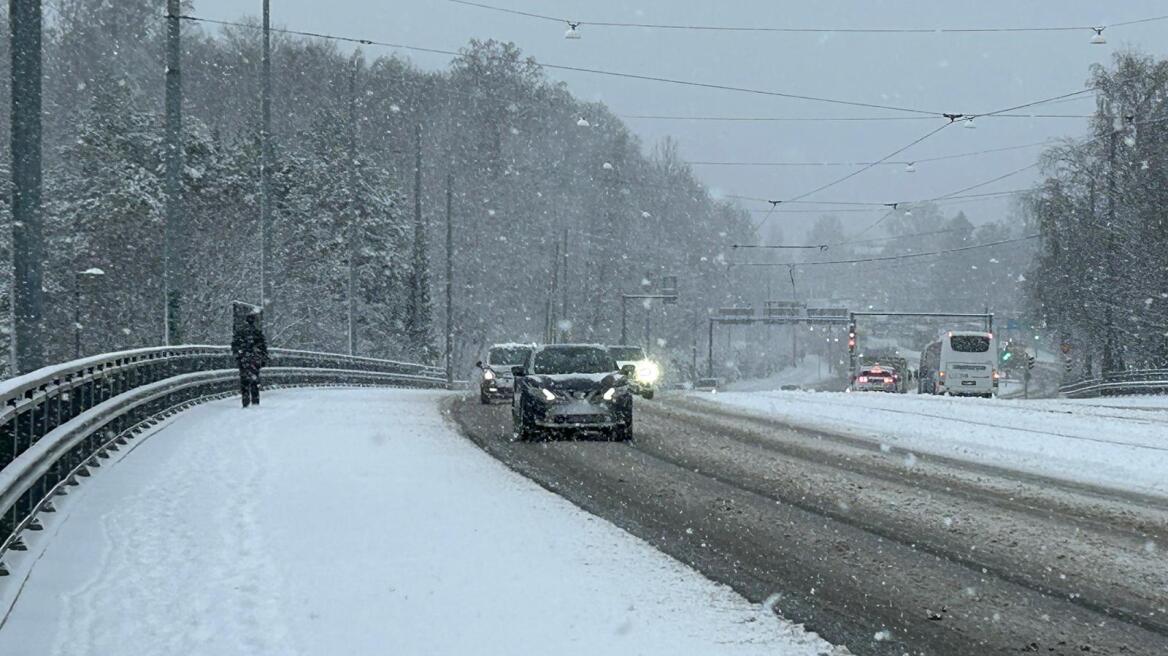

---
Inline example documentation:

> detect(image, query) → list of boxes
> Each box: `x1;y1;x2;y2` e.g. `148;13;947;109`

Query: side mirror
511;366;526;377
620;364;636;377
475;360;483;369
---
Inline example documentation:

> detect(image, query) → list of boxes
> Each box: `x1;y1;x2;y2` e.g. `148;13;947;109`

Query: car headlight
603;387;616;401
483;368;496;381
540;388;557;402
635;360;660;384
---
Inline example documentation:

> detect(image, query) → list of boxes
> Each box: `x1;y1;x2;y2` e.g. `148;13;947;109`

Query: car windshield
607;347;645;361
532;348;616;375
488;347;530;366
950;336;991;353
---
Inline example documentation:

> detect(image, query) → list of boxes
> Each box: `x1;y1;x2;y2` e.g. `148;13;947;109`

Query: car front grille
555;414;607;424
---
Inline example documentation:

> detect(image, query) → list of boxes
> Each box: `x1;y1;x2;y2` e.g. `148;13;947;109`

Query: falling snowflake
389;104;401;113
602;162;614;170
641;211;652;218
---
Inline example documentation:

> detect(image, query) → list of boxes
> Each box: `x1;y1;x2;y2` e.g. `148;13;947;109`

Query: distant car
694;377;720;393
476;343;535;404
851;366;899;393
511;344;635;441
606;345;660;400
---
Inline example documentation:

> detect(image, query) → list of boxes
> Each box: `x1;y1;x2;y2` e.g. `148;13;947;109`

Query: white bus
918;331;999;398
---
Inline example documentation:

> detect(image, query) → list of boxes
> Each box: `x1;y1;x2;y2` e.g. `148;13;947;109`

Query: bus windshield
950;335;990;353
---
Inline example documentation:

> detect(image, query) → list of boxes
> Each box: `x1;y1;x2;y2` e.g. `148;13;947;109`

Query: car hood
530;372;621;392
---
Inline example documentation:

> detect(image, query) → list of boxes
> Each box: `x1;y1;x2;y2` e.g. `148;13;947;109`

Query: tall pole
259;0;274;325
707;319;715;378
73;272;81;359
789;266;798;366
547;239;560;344
10;0;45;373
444;172;454;387
164;0;184;345
620;295;628;344
410;123;425;346
560;228;568;340
346;60;359;356
1102;127;1118;373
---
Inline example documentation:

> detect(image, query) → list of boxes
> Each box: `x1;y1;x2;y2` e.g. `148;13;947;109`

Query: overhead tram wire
177;15;947;117
756;121;952;232
688;138;1060;168
747;86;1097;229
727;96;1168;218
447;1;1168;37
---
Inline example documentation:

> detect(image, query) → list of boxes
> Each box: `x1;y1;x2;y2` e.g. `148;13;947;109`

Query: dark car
476;343;534;404
511;344;635;442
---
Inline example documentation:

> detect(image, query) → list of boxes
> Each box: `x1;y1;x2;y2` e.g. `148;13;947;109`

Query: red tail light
857;376;869;383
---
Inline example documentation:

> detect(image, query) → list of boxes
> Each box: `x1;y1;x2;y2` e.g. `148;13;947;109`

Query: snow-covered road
693;389;1168;497
0;388;835;656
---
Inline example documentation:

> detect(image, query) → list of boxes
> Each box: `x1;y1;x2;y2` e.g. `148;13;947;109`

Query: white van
920;331;998;398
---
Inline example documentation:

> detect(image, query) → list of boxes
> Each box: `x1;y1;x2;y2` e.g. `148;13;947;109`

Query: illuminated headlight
540;388;557;402
635;360;660;384
602;387;616;401
483;369;496;381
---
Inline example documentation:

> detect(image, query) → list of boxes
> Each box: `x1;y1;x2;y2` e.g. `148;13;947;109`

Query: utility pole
559;227;568;341
409;122;426;351
345;59;360;356
9;0;45;372
788;267;798;366
546;239;560;344
444;172;454;387
164;0;184;345
259;0;274;326
1102;123;1119;373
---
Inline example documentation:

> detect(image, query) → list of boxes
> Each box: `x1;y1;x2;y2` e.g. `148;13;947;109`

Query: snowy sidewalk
0;388;835;656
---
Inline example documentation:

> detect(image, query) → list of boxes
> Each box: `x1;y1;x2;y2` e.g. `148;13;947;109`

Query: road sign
717;307;755;324
807;307;849;318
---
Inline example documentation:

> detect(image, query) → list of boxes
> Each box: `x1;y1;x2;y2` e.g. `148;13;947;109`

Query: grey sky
191;1;1168;236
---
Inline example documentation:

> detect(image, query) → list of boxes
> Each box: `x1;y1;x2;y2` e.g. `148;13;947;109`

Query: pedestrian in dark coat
231;314;269;407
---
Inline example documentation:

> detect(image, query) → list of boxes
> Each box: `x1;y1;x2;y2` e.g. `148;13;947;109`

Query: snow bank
696;389;1168;498
0;389;836;656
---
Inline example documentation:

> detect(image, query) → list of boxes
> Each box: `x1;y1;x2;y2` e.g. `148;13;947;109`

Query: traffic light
847;323;856;349
1026;354;1036;370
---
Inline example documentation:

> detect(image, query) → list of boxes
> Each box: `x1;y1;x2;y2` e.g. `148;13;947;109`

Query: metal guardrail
0;347;447;570
1059;369;1168;398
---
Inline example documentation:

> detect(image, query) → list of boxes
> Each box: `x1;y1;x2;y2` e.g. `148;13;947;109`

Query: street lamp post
74;267;105;359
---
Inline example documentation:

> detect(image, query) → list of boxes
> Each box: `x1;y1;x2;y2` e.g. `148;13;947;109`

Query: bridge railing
1058;369;1168;398
0;347;447;569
